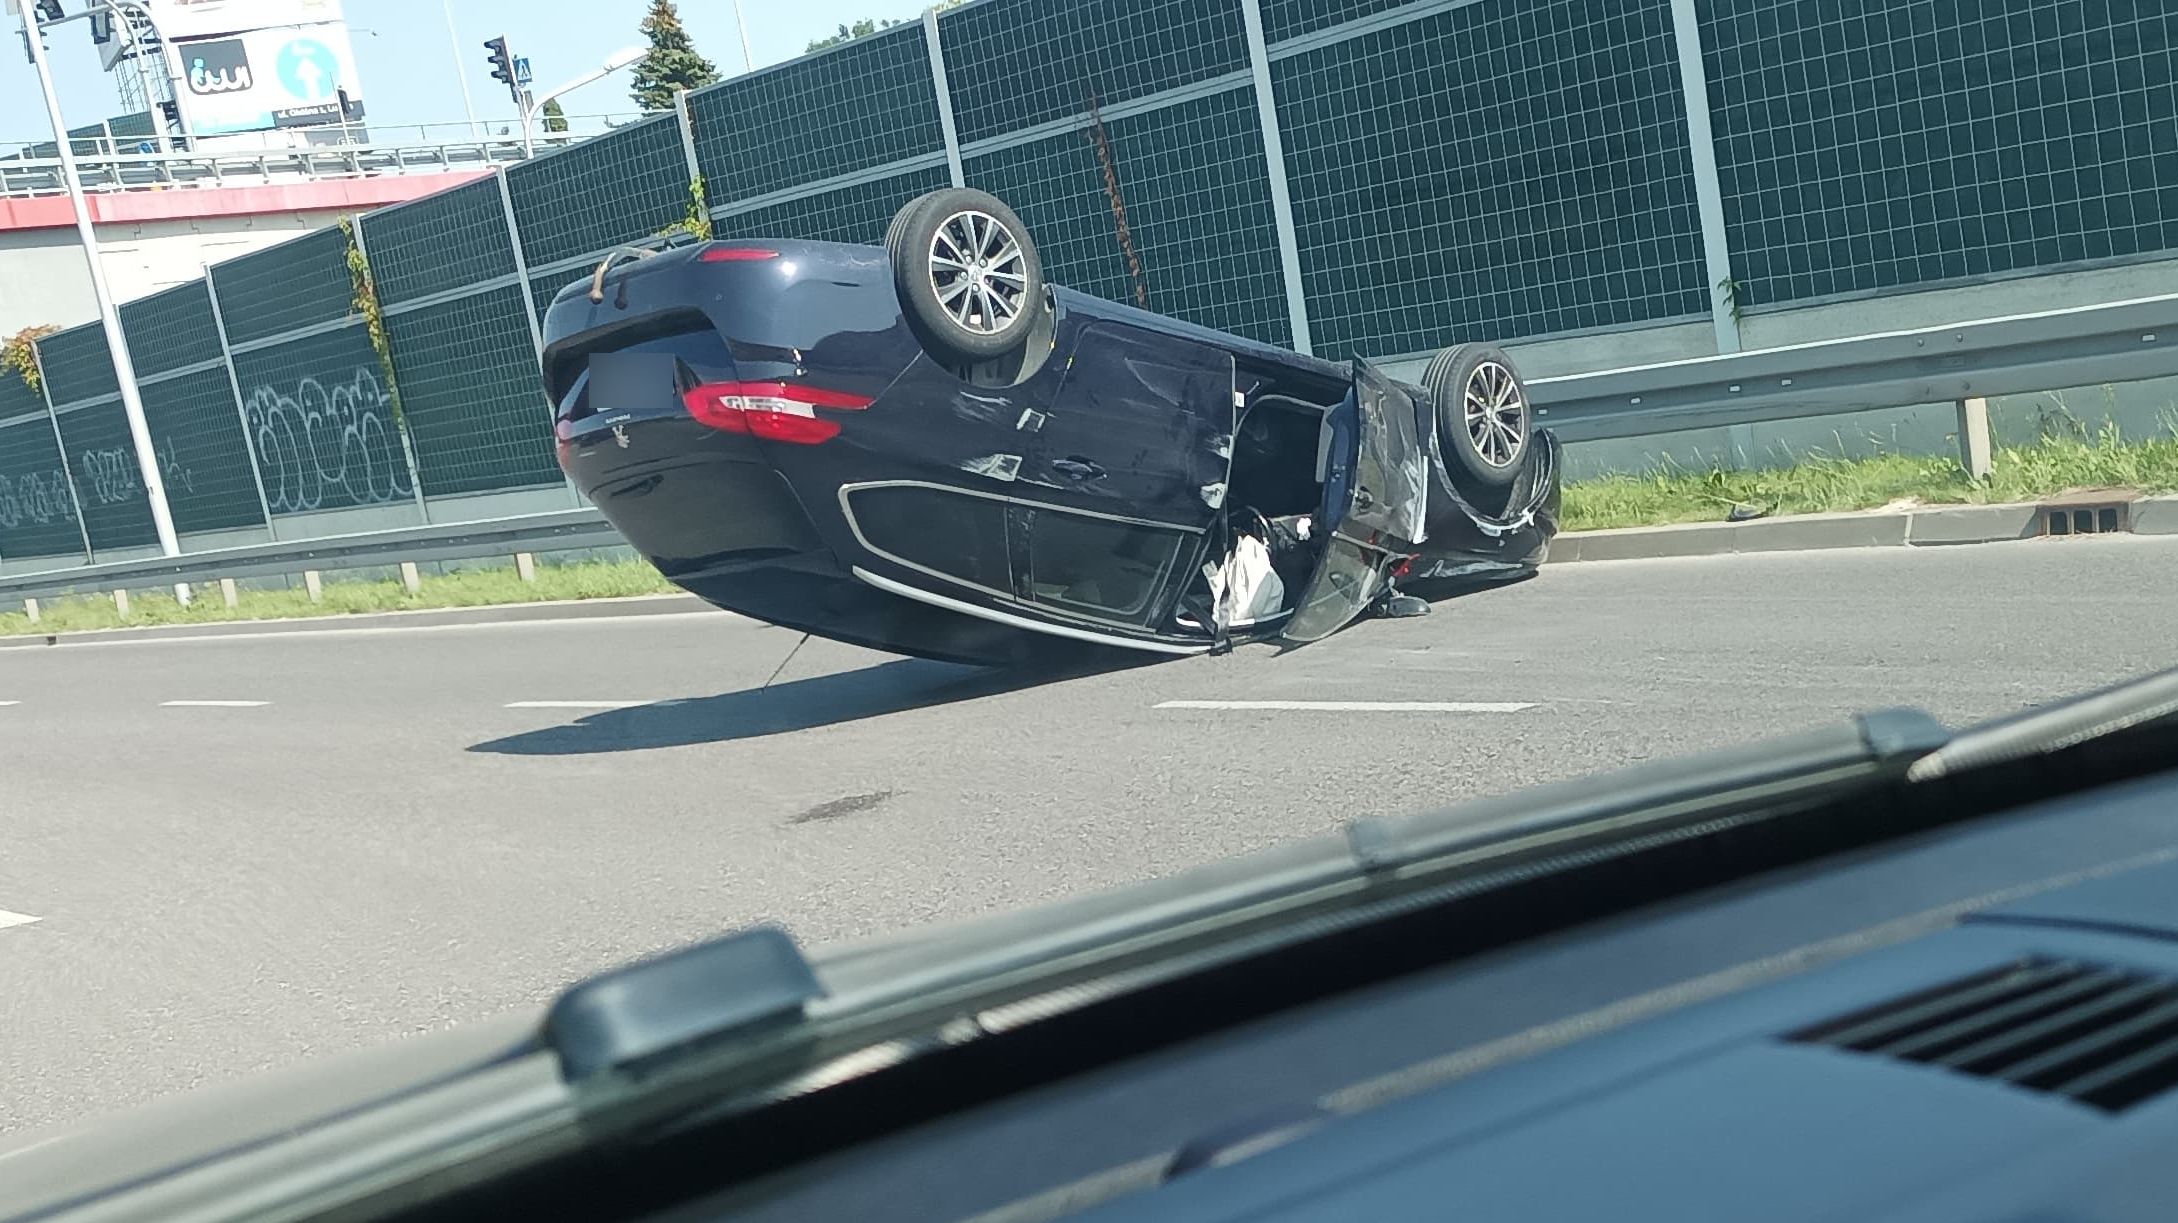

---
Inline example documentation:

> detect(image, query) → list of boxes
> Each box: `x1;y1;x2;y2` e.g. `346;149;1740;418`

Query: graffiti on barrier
76;446;140;505
0;467;77;529
242;368;413;514
0;437;197;541
70;439;192;505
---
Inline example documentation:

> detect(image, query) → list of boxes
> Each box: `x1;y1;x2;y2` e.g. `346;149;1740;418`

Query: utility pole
23;0;187;585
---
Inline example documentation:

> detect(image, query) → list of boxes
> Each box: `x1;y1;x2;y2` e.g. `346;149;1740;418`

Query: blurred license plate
587;352;678;413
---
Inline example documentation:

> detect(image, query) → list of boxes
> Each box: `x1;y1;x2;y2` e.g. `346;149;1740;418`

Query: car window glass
846;485;1011;594
1025;509;1186;623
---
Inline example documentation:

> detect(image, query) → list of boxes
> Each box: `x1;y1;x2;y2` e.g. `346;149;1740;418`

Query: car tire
884;189;942;267
888;188;1047;366
1423;343;1532;500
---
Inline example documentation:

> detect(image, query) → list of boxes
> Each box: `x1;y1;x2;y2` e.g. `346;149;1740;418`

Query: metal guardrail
0;139;534;196
0;114;647;197
6;290;2178;609
0;509;619;605
1528;291;2178;442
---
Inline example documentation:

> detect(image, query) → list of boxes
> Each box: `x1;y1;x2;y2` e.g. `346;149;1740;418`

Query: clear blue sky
3;0;935;142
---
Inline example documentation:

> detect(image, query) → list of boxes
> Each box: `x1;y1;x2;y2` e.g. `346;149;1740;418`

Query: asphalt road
6;534;2178;1135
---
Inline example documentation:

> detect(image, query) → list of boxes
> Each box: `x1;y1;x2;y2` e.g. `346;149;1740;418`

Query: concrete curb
0;593;710;648
1549;494;2178;564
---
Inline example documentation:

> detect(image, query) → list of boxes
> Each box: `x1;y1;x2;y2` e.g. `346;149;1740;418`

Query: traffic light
35;1;65;22
484;36;517;100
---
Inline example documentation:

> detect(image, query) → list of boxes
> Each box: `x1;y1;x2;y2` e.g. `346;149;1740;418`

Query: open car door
1283;359;1430;644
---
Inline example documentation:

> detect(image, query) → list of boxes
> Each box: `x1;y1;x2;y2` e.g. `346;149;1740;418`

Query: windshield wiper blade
547;926;825;1085
1909;664;2178;782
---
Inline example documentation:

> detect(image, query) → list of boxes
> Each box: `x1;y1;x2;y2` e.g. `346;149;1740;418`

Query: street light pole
729;0;754;73
520;48;644;159
23;2;186;574
441;0;482;141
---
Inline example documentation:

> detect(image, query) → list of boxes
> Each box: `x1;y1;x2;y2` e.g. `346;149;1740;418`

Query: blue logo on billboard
275;38;340;102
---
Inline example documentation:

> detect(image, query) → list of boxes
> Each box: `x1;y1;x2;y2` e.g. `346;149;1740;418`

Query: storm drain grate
1788;958;2178;1113
2042;502;2131;536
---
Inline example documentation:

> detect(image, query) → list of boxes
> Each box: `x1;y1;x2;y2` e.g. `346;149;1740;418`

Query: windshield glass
5;0;2178;1197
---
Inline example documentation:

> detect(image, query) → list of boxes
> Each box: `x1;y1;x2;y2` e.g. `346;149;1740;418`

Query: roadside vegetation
0;559;675;637
1562;425;2178;531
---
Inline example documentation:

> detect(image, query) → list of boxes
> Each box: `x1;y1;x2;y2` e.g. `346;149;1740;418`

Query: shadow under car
467;655;1147;756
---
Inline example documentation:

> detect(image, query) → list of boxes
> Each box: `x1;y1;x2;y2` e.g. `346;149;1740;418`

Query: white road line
1156;700;1538;713
0;610;730;651
505;700;655;710
0;700;18;706
0;910;41;930
160;700;270;708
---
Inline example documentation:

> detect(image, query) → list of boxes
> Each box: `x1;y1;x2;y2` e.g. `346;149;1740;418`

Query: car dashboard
674;766;2178;1223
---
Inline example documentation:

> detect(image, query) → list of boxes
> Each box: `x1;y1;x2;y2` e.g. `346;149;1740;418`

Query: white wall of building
0;207;348;335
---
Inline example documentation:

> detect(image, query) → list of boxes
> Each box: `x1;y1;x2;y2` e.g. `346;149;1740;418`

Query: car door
1026;320;1235;521
1284;359;1430;644
1013;321;1235;630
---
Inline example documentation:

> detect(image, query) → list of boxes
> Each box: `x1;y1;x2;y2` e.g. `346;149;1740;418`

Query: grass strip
1562;429;2178;531
1;558;676;636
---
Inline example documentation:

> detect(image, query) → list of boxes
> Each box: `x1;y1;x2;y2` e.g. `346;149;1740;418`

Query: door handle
1053;457;1106;481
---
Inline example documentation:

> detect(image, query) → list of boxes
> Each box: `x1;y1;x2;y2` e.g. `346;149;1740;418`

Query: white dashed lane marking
1156;700;1539;713
0;910;41;930
160;700;270;708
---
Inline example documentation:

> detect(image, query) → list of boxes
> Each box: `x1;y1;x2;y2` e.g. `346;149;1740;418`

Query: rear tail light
681;381;873;445
699;246;781;262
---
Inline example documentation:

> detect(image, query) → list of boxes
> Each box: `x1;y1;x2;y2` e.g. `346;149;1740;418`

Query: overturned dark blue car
541;188;1560;666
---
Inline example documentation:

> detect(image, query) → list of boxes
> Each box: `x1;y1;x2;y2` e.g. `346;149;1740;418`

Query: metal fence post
496;167;549;360
347;214;433;523
671;87;704;189
923;7;966;189
30;344;95;562
1237;0;1314;356
494;164;586;508
1667;0;1741;356
201;262;278;540
1957;397;1994;479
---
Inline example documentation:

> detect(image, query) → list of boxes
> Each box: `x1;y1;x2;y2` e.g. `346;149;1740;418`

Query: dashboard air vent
1789;958;2178;1113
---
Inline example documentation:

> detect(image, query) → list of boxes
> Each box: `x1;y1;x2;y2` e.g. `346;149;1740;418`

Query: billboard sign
149;0;343;41
175;21;362;135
